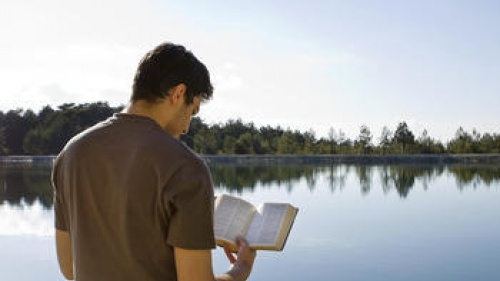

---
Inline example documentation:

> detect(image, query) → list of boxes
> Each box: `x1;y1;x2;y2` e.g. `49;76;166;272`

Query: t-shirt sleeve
52;155;69;231
163;159;216;249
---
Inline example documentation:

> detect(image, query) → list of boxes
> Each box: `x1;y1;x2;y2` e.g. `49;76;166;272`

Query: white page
245;203;288;246
214;195;256;242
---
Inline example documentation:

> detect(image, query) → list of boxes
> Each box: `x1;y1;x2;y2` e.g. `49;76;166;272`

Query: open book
214;194;298;251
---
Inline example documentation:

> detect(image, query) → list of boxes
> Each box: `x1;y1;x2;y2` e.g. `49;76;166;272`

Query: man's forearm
55;229;75;280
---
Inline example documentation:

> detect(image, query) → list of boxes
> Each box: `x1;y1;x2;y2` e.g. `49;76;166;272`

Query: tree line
0;102;499;155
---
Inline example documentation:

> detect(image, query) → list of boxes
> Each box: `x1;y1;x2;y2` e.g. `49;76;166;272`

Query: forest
0;102;499;155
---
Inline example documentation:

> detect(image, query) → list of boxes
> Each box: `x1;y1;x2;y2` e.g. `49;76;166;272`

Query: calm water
1;162;499;281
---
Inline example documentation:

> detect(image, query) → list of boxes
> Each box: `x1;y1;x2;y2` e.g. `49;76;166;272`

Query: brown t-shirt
52;113;215;281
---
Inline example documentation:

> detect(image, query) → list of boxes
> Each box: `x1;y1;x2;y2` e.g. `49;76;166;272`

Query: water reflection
0;164;53;209
211;164;499;197
449;165;500;189
1;163;499;210
379;165;444;198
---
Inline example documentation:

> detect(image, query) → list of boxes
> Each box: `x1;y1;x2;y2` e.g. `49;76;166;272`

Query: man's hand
175;236;256;281
220;237;256;281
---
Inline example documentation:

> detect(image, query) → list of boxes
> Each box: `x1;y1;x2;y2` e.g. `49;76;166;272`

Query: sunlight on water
0;200;53;236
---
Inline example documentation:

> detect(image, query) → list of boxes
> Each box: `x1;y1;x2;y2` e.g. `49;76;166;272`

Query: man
52;42;256;281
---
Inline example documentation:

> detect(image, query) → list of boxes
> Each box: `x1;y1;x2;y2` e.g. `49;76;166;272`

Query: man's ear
170;84;186;104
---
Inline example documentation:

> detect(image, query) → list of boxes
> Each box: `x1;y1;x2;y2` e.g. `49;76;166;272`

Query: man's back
52;113;215;280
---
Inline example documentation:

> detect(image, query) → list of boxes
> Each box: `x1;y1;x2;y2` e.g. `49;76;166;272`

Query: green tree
193;128;218;154
447;127;474;153
2;109;36;154
303;129;317;154
326;127;338;154
23;127;45;154
258;125;282;154
22;103;120;155
478;133;500;153
316;138;334;154
418;129;431;152
336;129;349;154
277;130;298;154
416;129;445;154
378;126;392;154
0;126;8;155
181;116;205;148
222;135;237;154
393;122;415;154
234;132;254;154
225;119;256;139
471;129;481;153
356;124;372;154
252;134;272;154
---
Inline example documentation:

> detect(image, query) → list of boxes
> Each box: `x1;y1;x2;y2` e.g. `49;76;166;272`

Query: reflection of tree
209;164;320;194
1;162;499;209
421;166;444;190
326;165;348;193
380;166;392;194
390;167;416;198
380;165;442;198
448;165;500;190
381;165;442;198
355;166;373;195
0;164;53;209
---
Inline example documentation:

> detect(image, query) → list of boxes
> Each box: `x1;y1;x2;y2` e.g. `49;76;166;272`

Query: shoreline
2;154;500;165
202;154;500;165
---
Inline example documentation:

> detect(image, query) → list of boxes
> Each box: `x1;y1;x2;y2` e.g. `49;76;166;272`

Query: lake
1;161;499;281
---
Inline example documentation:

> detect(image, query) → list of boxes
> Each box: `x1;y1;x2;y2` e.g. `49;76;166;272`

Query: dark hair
131;42;213;104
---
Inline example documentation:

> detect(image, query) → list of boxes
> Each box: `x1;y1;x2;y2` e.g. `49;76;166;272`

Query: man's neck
124;100;181;139
124;100;167;127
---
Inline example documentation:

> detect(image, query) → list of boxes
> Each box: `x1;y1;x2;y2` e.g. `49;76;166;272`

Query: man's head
131;42;213;105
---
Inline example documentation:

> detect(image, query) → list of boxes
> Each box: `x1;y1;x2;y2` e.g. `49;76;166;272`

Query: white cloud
0;43;141;111
214;73;243;92
212;62;244;92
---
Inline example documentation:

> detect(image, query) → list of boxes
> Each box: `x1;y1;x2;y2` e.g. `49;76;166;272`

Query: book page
214;194;256;243
245;203;290;247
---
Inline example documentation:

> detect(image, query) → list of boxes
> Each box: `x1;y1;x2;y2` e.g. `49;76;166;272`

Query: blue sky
0;0;498;142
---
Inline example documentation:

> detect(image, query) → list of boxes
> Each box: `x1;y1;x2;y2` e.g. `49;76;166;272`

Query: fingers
223;244;237;264
222;237;256;280
235;236;249;248
222;237;256;267
235;236;256;262
236;236;255;255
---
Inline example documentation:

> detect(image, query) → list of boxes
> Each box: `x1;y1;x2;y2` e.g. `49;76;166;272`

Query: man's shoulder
168;142;209;171
60;117;114;150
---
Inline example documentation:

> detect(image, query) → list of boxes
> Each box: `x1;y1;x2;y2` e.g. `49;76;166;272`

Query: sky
0;0;499;142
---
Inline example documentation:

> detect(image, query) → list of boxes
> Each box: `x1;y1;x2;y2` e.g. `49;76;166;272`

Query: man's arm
175;237;256;281
55;229;74;280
